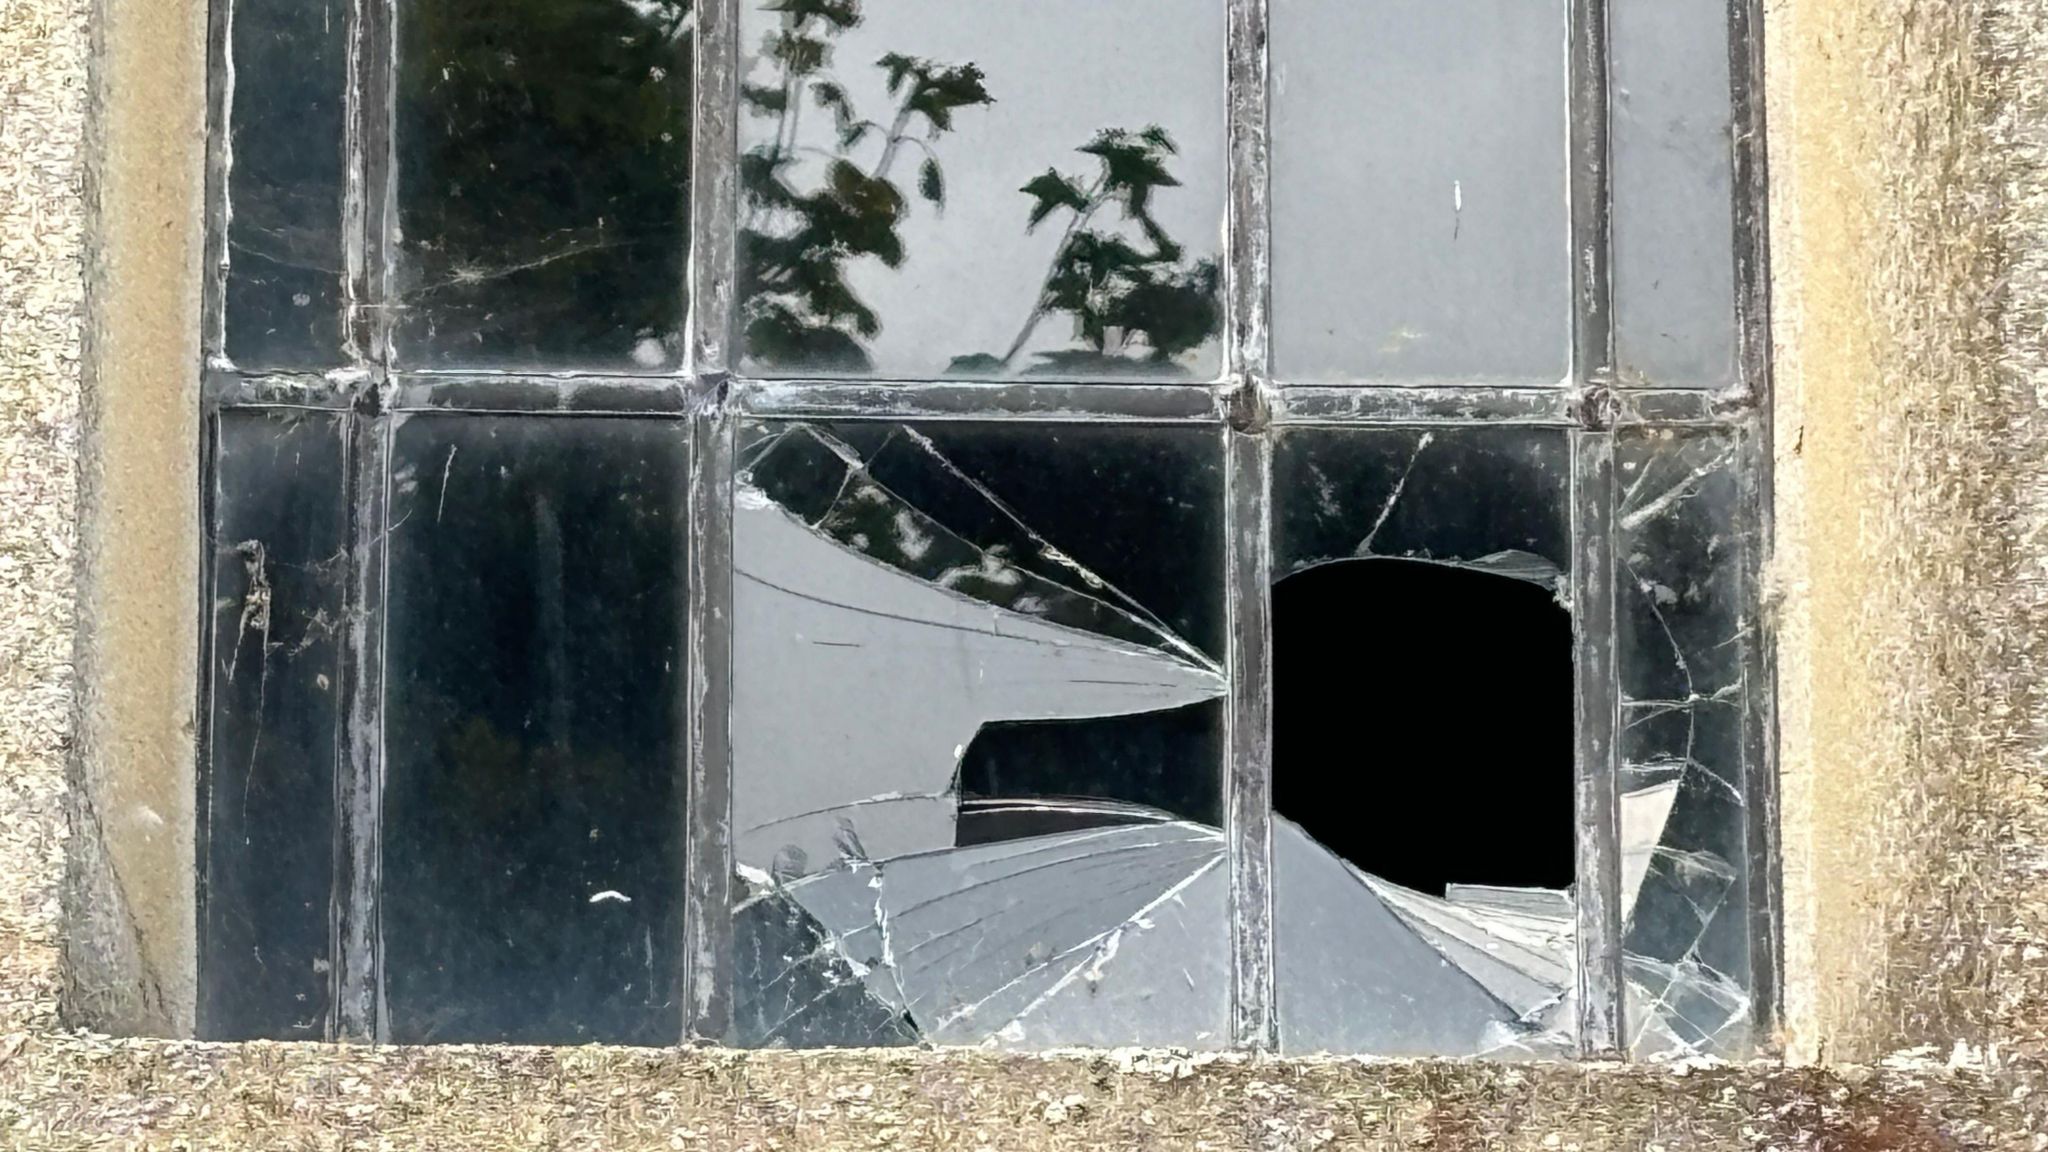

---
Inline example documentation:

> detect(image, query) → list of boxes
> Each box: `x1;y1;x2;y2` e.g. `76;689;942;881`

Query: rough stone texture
1771;0;2048;1065
0;0;2043;1145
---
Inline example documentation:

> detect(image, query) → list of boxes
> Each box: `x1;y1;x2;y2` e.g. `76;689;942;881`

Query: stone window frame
69;0;1780;1055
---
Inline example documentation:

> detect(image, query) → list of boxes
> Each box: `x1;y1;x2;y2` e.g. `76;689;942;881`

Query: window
198;0;1774;1058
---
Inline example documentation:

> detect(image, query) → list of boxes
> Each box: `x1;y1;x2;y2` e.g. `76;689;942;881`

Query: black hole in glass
1273;558;1575;896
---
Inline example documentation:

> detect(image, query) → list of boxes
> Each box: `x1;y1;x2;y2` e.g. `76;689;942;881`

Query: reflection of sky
740;0;1228;378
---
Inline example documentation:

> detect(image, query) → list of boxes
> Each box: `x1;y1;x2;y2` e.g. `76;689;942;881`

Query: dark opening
1273;558;1575;896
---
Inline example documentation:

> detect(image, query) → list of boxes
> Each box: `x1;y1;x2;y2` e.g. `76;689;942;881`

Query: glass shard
1270;0;1571;384
382;415;689;1044
223;0;349;368
395;0;693;370
737;1;1226;380
1270;427;1577;1056
1615;428;1756;1059
730;420;1229;1048
1612;0;1739;389
200;409;350;1039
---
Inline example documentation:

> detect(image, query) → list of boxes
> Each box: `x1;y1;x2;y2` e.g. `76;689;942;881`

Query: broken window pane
736;1;1227;381
200;409;350;1039
222;0;349;368
728;421;1230;1049
394;0;693;370
1270;427;1578;1056
1612;0;1739;389
1270;0;1571;384
1614;428;1755;1058
381;415;689;1044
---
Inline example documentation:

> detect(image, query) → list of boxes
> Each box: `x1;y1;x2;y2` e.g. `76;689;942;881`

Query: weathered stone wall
0;0;2044;1144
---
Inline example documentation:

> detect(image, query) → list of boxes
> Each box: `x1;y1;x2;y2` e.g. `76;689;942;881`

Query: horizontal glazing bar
1274;385;1747;427
734;379;1228;424
205;371;367;410
390;375;693;415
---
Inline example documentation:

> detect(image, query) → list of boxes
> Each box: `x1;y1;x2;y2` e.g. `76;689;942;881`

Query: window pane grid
194;0;1776;1056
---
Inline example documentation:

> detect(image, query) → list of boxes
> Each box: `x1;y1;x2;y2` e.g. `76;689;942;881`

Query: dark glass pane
382;415;688;1044
1612;0;1739;388
1615;428;1755;1057
1270;427;1578;1056
736;1;1226;380
224;0;348;368
728;421;1229;1049
395;1;693;370
201;409;349;1039
1271;0;1571;384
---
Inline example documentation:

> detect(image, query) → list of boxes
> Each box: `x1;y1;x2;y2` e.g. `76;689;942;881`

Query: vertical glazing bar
682;0;742;1044
333;408;390;1042
201;0;232;363
1571;428;1624;1055
1224;0;1276;1053
1226;0;1271;391
1226;430;1276;1051
340;0;371;364
1570;0;1623;1058
1729;0;1782;1042
331;0;396;1044
1569;0;1613;380
684;408;735;1043
690;0;741;379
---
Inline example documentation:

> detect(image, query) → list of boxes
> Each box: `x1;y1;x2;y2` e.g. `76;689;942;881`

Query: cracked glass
196;0;1770;1058
728;421;1230;1049
1615;428;1756;1057
1271;427;1578;1056
736;0;1227;380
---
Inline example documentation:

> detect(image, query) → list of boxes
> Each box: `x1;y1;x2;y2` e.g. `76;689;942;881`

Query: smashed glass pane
382;416;688;1044
729;420;1229;1048
1615;428;1755;1058
201;409;350;1039
1270;427;1578;1056
736;1;1226;380
1612;0;1739;388
1270;0;1571;384
395;0;693;370
223;0;348;368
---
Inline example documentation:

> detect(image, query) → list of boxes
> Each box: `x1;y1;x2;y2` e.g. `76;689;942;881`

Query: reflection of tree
952;128;1221;377
399;0;693;361
740;0;992;372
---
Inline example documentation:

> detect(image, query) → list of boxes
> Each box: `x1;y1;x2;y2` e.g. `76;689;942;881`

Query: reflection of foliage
399;0;693;360
741;0;992;372
951;127;1221;377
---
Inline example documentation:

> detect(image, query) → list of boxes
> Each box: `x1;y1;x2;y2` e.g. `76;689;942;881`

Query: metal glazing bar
1729;0;1782;1045
681;0;743;1043
205;369;366;411
690;0;741;379
328;0;397;1044
1226;0;1271;395
1226;428;1276;1051
1737;417;1781;1046
683;410;736;1043
1570;429;1624;1056
333;403;391;1042
201;0;233;364
736;379;1225;424
1568;0;1624;1058
391;375;690;415
1569;0;1614;386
